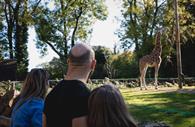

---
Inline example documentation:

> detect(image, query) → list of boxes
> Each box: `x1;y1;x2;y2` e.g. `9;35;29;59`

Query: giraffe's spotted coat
139;31;162;90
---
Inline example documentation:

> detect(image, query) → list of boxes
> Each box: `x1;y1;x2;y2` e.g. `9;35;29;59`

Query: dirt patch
125;86;195;95
176;88;195;94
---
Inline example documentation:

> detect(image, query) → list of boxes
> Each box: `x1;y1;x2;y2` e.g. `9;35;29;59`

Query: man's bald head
68;43;95;66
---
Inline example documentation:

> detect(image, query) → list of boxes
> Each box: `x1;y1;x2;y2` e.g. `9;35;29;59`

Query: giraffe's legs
140;66;144;90
143;66;148;90
140;71;143;90
140;64;148;90
140;73;144;90
154;65;160;89
139;61;143;90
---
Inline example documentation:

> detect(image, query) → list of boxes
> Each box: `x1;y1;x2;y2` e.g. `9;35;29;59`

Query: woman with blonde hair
11;68;49;127
88;84;137;127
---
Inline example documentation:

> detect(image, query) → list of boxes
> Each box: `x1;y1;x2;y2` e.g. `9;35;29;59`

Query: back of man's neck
65;75;87;84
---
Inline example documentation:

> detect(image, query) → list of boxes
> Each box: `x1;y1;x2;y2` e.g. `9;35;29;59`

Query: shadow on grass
124;91;195;127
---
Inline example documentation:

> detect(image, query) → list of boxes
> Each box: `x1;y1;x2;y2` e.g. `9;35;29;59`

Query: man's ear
91;59;96;70
67;58;70;64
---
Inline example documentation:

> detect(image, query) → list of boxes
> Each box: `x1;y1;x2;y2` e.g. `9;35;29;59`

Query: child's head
20;68;49;99
88;84;137;127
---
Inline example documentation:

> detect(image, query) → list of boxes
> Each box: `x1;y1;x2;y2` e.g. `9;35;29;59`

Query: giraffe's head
156;28;168;46
156;28;163;35
155;29;163;44
159;28;166;34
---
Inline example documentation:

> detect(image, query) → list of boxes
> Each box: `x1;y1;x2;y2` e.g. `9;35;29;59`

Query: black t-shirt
43;80;90;127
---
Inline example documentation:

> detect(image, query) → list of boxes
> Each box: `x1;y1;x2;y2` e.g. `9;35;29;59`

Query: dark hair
68;50;92;66
88;85;137;127
20;68;49;100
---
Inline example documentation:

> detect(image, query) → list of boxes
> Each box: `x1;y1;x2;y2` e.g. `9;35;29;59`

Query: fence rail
91;77;195;83
0;77;195;86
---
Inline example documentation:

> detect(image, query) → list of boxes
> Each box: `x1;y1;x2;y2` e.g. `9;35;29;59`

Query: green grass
121;87;195;127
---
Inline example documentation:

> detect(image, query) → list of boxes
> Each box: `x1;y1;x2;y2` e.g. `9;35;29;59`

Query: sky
28;0;122;70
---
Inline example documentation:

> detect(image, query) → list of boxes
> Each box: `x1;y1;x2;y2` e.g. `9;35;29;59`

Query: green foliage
112;51;139;78
0;0;42;78
14;1;30;80
0;52;3;61
34;0;108;63
119;0;166;57
92;46;113;79
118;0;195;78
40;57;67;80
119;0;195;59
39;45;140;79
0;4;8;59
0;22;4;60
15;24;29;80
163;0;195;43
181;39;195;77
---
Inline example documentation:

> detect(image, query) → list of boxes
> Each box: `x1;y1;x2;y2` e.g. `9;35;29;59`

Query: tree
119;0;195;78
0;42;3;60
0;9;6;59
40;57;67;79
119;0;194;57
182;41;195;77
34;0;108;63
174;0;183;88
92;46;113;79
2;0;15;59
14;0;29;79
112;51;139;78
0;0;42;79
182;0;195;77
119;0;166;58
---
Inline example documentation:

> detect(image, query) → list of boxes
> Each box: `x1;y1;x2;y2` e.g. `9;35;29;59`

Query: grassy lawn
121;86;195;127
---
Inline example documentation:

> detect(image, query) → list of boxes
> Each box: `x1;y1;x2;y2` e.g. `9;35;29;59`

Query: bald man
43;43;96;127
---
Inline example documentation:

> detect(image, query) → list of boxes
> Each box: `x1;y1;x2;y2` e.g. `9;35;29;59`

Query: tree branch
30;0;42;15
4;3;9;25
150;0;166;38
71;6;83;47
149;0;159;37
64;0;77;10
45;41;64;58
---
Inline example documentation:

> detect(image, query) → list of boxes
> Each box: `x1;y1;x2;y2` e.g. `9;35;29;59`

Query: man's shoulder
50;80;67;91
57;80;89;91
69;80;90;95
47;80;90;97
52;79;88;90
46;80;66;96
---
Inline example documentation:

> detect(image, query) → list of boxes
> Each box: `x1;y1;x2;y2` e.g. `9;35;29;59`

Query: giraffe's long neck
155;31;161;48
153;31;162;55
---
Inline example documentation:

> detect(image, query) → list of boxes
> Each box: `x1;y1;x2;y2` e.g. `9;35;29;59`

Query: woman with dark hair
10;68;49;127
88;84;137;127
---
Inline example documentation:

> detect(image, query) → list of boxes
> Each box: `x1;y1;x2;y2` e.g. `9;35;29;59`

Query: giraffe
139;30;163;90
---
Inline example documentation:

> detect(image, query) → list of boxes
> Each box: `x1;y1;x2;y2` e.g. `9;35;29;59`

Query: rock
165;82;173;87
138;121;170;127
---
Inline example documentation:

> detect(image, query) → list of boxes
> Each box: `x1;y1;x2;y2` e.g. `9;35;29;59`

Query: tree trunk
174;0;183;89
7;26;13;59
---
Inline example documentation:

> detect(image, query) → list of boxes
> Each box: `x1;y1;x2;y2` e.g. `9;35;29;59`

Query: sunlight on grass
121;87;195;127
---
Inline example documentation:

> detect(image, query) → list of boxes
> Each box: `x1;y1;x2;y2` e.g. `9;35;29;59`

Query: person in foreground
88;84;137;127
10;68;49;127
43;43;96;127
